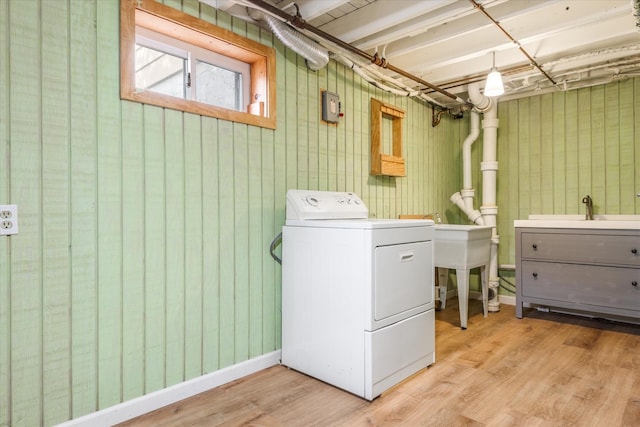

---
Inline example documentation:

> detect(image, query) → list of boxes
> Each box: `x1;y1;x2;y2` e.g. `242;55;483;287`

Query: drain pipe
467;82;500;312
450;110;484;225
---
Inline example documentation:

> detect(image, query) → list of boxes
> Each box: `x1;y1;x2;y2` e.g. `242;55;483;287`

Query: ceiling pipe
469;0;557;88
544;43;640;67
633;0;640;30
243;0;468;106
332;53;442;105
425;63;536;93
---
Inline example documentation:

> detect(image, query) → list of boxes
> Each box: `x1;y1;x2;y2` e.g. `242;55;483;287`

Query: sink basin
434;224;493;269
515;214;640;229
433;224;493;329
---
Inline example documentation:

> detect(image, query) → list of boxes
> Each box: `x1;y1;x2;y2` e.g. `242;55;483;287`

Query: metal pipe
469;0;557;87
244;0;467;104
425;63;535;93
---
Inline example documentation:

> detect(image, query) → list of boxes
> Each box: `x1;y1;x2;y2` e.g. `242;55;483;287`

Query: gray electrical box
321;91;340;123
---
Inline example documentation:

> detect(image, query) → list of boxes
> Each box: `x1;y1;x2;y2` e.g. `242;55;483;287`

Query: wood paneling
143;105;167;393
69;0;99;418
2;0;638;425
0;0;8;422
42;1;72;424
96;0;123;410
8;1;43;426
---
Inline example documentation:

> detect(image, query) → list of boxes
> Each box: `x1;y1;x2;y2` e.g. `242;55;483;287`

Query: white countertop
515;214;640;230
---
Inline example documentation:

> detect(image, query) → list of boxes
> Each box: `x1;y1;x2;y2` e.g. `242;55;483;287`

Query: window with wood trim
121;0;276;129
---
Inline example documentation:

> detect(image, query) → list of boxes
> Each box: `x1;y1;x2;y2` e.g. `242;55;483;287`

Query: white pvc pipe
462;111;480;190
461;111;480;212
330;53;442;105
450;192;484;225
467;83;500;312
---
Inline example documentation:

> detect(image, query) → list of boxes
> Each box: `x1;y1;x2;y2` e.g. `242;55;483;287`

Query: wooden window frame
121;0;276;129
370;98;406;177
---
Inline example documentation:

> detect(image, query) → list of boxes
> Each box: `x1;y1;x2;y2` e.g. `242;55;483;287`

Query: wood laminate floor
118;299;640;426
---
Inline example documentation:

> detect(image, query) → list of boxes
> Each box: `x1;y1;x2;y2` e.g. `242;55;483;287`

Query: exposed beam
199;0;236;12
243;0;467;104
289;0;351;21
317;0;455;43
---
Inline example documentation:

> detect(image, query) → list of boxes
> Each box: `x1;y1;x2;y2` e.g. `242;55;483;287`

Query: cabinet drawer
521;233;640;267
520;261;640;311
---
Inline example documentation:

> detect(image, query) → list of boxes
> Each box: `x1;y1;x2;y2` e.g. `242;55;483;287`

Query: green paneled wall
2;0;639;425
0;1;463;425
496;80;640;293
455;79;639;298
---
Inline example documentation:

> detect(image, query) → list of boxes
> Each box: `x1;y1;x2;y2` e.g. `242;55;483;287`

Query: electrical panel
321;90;340;123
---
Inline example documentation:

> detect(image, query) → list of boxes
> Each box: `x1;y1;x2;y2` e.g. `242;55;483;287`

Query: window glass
135;44;187;99
196;60;242;111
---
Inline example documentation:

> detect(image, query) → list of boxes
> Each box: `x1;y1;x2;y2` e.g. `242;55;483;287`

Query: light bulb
484;68;504;97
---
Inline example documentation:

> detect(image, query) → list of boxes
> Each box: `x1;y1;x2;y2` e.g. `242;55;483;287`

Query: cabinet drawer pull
633;281;638;287
532;272;538;278
532;244;538;250
632;249;638;254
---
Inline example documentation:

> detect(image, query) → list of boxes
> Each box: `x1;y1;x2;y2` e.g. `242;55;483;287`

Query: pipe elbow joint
468;210;485;225
467;83;492;111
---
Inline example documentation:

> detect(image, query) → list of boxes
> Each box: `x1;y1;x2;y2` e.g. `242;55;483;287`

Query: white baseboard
57;350;281;427
464;290;515;306
496;294;515;305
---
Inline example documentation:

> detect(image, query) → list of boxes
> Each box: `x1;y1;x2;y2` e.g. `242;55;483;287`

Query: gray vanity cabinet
515;227;640;321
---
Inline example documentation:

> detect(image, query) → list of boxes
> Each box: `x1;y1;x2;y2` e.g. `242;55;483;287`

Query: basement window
121;0;276;129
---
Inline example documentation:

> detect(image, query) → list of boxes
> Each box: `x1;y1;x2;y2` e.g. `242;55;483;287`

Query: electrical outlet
0;205;18;235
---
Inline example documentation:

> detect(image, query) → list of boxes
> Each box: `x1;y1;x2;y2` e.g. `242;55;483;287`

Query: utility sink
434;225;493;269
515;215;640;229
433;224;493;329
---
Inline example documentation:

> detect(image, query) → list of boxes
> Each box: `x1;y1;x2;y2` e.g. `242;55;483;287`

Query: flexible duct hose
634;0;640;30
248;7;329;70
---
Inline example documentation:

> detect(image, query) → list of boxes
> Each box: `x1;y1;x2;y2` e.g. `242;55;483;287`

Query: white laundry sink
515;214;640;229
433;224;493;329
434;224;493;269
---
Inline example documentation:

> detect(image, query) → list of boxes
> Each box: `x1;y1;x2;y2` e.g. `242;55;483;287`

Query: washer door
374;241;433;321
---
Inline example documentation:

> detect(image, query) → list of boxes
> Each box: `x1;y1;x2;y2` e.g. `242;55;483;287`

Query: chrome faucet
427;212;442;224
582;195;593;220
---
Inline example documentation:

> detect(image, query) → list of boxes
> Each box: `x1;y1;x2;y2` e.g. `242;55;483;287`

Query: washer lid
285;218;433;229
286;189;368;220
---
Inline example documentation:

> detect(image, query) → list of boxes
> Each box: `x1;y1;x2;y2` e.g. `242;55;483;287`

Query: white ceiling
205;0;640;109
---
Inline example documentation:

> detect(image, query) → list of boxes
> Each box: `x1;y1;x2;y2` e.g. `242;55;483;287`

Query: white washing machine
281;189;435;400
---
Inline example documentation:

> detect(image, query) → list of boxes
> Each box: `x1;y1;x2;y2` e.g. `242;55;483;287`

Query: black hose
498;274;516;293
270;232;282;264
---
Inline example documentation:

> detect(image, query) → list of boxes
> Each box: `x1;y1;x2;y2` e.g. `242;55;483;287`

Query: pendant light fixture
484;51;504;97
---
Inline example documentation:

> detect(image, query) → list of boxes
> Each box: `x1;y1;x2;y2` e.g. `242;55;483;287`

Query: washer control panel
286;189;368;220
